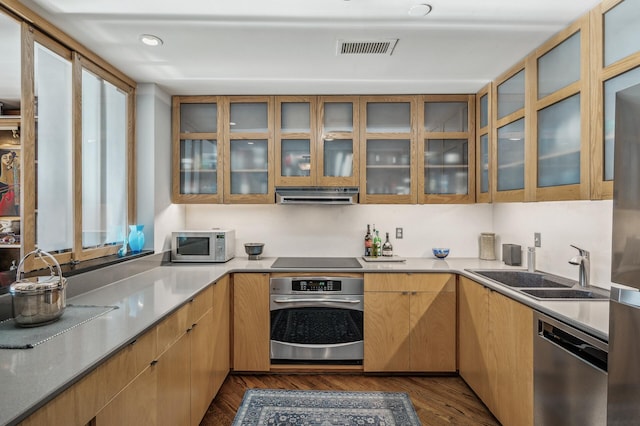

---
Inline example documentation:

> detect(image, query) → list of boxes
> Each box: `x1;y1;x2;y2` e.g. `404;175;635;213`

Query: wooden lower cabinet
458;276;533;426
233;273;270;371
21;278;232;426
212;276;231;395
95;365;158;425
364;273;456;372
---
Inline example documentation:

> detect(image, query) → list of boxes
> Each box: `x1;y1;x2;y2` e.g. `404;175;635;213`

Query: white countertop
0;256;610;426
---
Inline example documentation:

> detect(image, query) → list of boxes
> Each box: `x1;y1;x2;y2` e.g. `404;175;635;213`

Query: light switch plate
534;232;541;247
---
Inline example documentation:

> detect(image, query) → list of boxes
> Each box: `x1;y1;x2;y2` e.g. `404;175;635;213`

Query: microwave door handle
273;298;361;304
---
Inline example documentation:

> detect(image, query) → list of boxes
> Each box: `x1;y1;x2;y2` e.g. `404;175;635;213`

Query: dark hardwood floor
200;373;500;425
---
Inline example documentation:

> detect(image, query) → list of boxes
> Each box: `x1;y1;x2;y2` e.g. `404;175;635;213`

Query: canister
479;232;496;260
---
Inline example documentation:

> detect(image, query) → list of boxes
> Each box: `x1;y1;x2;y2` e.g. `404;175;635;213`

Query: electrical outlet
396;227;403;239
534;232;541;247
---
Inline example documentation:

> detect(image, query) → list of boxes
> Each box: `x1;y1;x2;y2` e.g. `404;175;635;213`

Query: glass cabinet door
476;85;491;203
275;97;316;186
493;64;526;202
172;97;223;203
317;97;359;186
360;97;416;204
224;96;274;203
420;96;474;203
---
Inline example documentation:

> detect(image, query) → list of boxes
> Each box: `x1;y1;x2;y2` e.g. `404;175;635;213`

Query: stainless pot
9;249;67;327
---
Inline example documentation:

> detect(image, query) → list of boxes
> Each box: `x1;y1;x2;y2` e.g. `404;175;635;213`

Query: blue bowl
432;248;450;259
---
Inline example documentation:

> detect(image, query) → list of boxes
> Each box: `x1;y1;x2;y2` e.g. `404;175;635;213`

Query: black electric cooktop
271;257;362;269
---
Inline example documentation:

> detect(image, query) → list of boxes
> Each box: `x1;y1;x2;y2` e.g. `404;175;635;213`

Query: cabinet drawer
365;273;455;293
190;285;213;324
157;304;190;356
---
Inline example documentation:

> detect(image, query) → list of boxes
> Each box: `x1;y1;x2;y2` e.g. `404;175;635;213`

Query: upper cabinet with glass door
492;64;526;202
359;96;417;204
317;96;359;187
274;96;317;187
591;0;640;199
476;84;491;203
418;95;475;204
223;96;274;203
532;15;590;201
172;96;224;203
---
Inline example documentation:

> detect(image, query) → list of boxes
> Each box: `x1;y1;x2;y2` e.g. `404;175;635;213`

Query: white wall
492;200;613;289
186;203;493;258
183;200;614;289
136;84;186;253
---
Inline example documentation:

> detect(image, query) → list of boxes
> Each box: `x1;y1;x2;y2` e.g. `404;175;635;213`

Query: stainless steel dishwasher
534;312;608;426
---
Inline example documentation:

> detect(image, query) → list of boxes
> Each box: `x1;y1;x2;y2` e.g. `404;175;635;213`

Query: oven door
270;294;364;364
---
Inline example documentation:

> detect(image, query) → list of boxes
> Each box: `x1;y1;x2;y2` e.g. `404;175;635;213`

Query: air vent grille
337;39;399;56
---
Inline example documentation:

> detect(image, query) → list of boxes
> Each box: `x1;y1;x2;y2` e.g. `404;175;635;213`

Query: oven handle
273;298;361;304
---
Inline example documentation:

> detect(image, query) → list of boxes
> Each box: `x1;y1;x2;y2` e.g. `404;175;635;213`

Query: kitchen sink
520;289;609;300
470;270;574;288
467;269;610;301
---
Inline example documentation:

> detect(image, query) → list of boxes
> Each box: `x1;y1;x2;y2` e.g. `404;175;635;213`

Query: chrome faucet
569;245;590;287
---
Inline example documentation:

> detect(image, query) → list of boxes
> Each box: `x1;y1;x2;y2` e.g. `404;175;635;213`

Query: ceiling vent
337;39;399;56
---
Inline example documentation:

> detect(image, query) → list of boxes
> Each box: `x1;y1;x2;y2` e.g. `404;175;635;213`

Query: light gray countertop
0;256;610;426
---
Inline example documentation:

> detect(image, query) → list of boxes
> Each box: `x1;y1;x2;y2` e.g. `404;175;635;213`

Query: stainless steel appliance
171;229;235;262
534;312;608;426
610;82;640;424
275;187;359;205
270;276;364;364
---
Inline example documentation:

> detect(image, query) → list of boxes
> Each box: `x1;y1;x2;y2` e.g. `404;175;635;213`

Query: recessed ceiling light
408;3;432;17
139;34;163;47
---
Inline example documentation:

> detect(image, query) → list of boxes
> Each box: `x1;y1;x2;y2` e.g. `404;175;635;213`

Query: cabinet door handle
150;360;158;366
411;291;417;295
402;291;409;295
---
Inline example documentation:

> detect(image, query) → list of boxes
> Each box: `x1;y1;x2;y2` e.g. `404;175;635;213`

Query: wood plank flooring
200;374;500;425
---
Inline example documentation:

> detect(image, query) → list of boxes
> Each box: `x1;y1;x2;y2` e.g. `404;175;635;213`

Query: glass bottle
382;232;393;257
373;229;382;258
364;224;373;257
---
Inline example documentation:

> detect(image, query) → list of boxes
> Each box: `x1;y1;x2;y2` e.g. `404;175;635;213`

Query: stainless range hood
275;187;359;205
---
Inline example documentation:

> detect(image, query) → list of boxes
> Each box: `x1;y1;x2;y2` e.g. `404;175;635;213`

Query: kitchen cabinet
233;273;270;371
530;15;590;202
458;276;533;426
476;84;491;203
359;96;417;204
189;286;215;425
172;96;224;203
211;275;231;396
317;96;360;187
418;95;475;204
274;96;359;188
493;64;526;203
364;273;456;372
223;96;275;203
591;0;640;200
21;327;158;426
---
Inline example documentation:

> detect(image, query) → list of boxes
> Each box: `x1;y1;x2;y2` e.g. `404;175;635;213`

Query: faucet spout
569;245;590;287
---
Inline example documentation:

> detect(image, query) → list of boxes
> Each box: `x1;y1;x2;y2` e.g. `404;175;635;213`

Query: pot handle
16;249;64;285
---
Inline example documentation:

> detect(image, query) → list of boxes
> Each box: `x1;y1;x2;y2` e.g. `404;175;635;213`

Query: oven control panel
292;279;342;292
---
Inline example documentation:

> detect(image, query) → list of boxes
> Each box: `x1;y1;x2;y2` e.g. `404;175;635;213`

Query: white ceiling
12;0;602;96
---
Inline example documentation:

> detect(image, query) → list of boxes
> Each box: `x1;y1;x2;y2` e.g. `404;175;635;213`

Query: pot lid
10;276;65;293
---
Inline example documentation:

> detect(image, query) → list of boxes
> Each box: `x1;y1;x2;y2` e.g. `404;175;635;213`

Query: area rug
232;389;421;425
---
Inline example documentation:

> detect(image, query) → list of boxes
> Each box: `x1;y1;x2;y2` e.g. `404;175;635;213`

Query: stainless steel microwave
171;230;235;263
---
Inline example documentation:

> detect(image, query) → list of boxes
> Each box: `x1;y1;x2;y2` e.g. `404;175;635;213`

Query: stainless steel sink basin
470;270;574;288
468;269;610;301
520;289;609;300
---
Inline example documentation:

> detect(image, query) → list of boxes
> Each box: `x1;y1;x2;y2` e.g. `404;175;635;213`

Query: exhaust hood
275;187;359;205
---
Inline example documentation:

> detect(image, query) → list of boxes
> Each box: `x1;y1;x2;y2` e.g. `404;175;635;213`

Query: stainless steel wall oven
270;276;364;364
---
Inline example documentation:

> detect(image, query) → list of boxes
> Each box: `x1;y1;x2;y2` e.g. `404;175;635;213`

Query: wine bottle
364;224;373;257
373;229;382;258
382;232;393;257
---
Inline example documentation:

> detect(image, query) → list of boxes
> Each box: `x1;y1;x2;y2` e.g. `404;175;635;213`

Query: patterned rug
232;389;421;425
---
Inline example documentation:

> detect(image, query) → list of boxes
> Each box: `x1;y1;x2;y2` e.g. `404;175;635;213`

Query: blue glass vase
128;225;145;253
